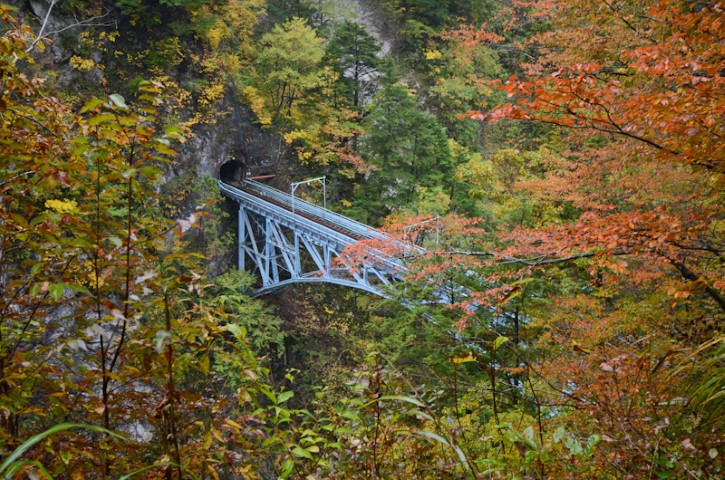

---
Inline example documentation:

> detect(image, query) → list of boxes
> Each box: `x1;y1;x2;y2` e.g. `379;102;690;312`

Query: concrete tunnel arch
219;158;246;184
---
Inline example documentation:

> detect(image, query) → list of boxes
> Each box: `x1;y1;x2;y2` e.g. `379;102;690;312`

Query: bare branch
25;0;114;54
44;11;114;39
0;170;35;188
26;0;57;53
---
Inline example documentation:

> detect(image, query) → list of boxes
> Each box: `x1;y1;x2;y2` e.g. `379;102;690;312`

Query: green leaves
492;335;509;353
49;283;65;302
367;394;425;408
80;97;103;113
415;429;450;446
356;83;453;219
108;94;128;109
291;445;314;460
0;423;123;479
86;113;116;126
278;390;295;404
252;17;326;123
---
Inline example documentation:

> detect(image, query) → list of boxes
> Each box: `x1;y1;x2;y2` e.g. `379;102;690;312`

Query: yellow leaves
425;49;443;60
284;129;320;163
69;56;95;72
500;285;522;304
242;85;272;126
449;351;476;364
283;129;314;144
205;23;226;50
571;341;592;355
237;388;253;404
224;418;245;432
81;260;104;288
396;81;417;97
220;53;241;73
98;31;118;43
199;82;225;109
297;150;314;162
454;155;493;197
197;0;264;51
44;198;79;214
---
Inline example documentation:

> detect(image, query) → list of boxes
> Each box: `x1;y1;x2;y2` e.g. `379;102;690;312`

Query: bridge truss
219;180;422;298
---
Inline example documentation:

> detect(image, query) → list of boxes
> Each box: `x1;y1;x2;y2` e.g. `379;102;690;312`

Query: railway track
233;183;367;242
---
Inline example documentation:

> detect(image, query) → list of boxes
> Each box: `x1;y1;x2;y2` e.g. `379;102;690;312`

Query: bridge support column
293;233;301;278
265;217;278;286
238;205;246;271
323;245;331;278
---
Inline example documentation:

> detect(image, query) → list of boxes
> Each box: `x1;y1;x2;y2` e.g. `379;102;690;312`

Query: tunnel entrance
219;159;246;184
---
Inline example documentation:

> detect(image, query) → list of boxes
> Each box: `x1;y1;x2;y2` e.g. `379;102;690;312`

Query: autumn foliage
1;0;724;479
457;0;724;313
0;8;321;478
430;0;725;477
345;1;723;477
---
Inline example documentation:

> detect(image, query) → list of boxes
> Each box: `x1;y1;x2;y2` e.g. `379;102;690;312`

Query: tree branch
42;11;114;41
26;0;57;53
449;248;725;312
447;249;611;266
668;258;725;312
26;1;114;54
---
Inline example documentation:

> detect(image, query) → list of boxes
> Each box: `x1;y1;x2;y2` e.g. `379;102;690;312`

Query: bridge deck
238;183;366;241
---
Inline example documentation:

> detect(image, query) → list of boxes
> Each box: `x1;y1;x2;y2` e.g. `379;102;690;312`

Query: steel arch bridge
219;180;434;299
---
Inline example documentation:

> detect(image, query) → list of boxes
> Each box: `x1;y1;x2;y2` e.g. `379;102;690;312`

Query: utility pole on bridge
290;176;326;214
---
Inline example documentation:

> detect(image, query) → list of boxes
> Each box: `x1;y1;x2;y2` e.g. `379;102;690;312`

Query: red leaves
457;110;486;121
459;0;725;172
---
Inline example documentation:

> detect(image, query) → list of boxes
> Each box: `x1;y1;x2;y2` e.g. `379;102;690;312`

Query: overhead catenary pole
290;176;326;214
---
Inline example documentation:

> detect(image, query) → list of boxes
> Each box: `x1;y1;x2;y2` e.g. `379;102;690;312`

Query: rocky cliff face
175;93;283;182
335;0;398;56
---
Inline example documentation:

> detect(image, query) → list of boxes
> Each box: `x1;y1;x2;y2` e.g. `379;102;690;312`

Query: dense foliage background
0;0;722;478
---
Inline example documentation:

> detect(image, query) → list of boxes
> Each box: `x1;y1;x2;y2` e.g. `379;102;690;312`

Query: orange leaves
457;110;486;121
441;22;504;50
435;5;724;475
459;0;725;172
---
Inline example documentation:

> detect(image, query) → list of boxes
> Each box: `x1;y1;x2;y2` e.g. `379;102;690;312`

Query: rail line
236;183;366;242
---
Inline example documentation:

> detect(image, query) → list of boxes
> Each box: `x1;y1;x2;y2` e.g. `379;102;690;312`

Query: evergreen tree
326;20;381;109
356;83;452;222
